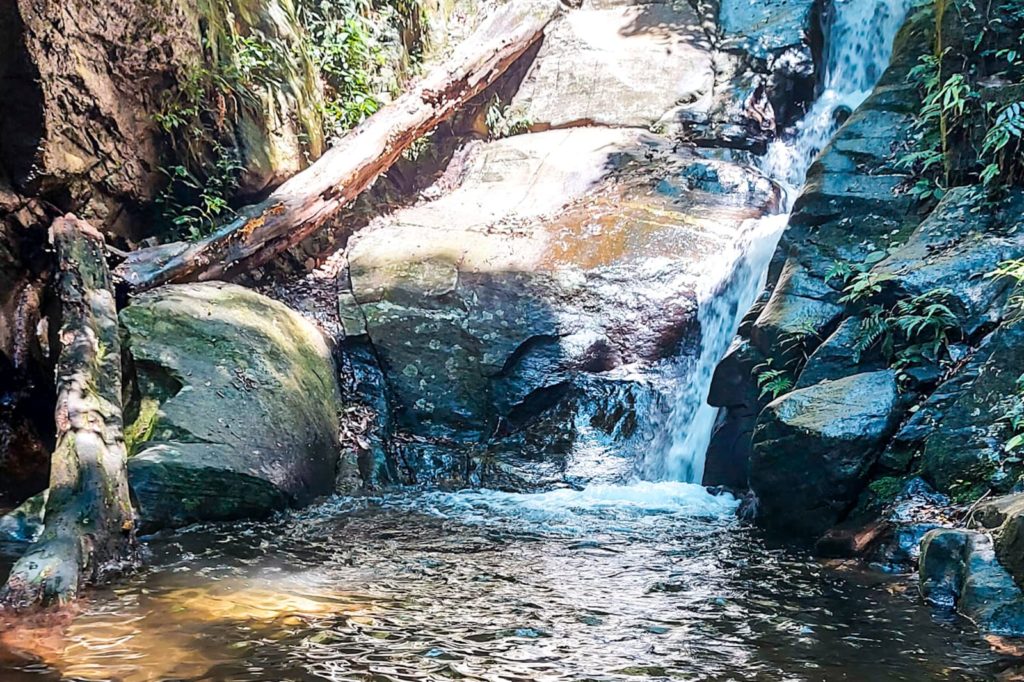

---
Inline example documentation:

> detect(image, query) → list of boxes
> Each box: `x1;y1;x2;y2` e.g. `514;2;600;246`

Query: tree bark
0;214;137;611
114;0;561;292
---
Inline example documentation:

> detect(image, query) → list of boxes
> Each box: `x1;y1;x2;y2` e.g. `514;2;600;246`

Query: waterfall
763;0;916;190
646;0;915;483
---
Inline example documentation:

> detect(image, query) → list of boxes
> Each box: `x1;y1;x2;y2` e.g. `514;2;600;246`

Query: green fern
754;361;794;400
853;306;890;362
824;260;854;286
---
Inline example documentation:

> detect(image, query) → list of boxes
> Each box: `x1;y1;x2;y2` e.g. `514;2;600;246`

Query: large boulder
511;0;715;131
341;127;780;488
510;0;820;150
121;282;342;529
919;314;1024;495
750;370;904;536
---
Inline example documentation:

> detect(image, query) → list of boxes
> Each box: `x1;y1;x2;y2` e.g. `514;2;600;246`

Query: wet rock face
120;282;342;530
0;195;54;506
750;370;904;536
704;10;930;499
717;0;820;136
509;0;820;151
511;0;715;130
9;0;323;238
341;128;780;489
918;314;1024;495
920;528;1024;636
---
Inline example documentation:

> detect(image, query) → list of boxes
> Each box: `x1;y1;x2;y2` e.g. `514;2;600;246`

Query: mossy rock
121;282;342;530
920;314;1024;497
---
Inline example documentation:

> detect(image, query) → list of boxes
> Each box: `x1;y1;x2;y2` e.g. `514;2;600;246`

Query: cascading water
648;0;916;483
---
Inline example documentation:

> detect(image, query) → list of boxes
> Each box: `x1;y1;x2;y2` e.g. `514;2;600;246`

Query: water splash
643;214;787;482
651;0;915;483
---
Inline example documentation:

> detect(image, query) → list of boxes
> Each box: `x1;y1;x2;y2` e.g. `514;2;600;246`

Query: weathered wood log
1;215;137;611
115;0;562;291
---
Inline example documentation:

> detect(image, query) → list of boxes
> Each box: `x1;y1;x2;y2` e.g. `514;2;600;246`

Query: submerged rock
750;370;904;536
920;528;1024;635
121;282;342;529
0;490;46;543
341;128;780;489
975;494;1024;590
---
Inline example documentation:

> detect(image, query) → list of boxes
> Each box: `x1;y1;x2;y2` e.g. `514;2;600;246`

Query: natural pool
0;483;1013;681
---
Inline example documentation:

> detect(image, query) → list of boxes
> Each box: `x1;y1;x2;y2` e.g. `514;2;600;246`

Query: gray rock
920;528;1024;636
342;128;780;488
512;1;714;130
751;370;904;536
920;315;1024;495
974;493;1024;590
121;282;342;529
796;317;883;389
873;188;1024;336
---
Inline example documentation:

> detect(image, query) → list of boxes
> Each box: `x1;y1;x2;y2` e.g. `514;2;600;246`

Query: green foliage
981;100;1024;185
1003;374;1024;453
752;322;819;401
901;0;1024;194
157;144;243;240
754;360;794;400
845;284;961;384
298;0;427;137
485;97;532;139
991;258;1024;314
838;271;896;304
948;459;1000;504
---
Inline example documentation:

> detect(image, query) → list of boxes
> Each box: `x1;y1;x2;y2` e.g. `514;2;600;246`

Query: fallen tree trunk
1;215;138;611
115;0;561;292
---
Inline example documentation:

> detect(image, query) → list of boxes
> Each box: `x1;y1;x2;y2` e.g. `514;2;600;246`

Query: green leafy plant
981;100;1024;185
848;288;960;381
900;0;1024;194
839;271;896;304
157;143;243;240
754;360;794;400
299;0;427;137
485;97;532;139
989;259;1024;317
1003;374;1024;453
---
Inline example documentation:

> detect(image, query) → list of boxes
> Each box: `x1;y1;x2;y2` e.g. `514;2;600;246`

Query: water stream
0;1;1011;679
652;0;917;483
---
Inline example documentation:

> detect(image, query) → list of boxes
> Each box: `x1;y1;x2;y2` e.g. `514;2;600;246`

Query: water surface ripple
0;485;1010;681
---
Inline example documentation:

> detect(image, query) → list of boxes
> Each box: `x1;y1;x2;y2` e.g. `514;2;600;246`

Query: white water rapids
647;0;916;484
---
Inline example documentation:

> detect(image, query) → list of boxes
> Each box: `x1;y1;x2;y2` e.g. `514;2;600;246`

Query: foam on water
411;481;741;521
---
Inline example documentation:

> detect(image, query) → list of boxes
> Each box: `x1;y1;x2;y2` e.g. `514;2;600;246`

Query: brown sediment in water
0;579;373;682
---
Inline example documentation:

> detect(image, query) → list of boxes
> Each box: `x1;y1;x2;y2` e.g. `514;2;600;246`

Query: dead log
1;215;137;611
114;0;561;292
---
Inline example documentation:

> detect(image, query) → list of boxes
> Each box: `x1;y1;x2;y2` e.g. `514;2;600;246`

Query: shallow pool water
0;484;1015;681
